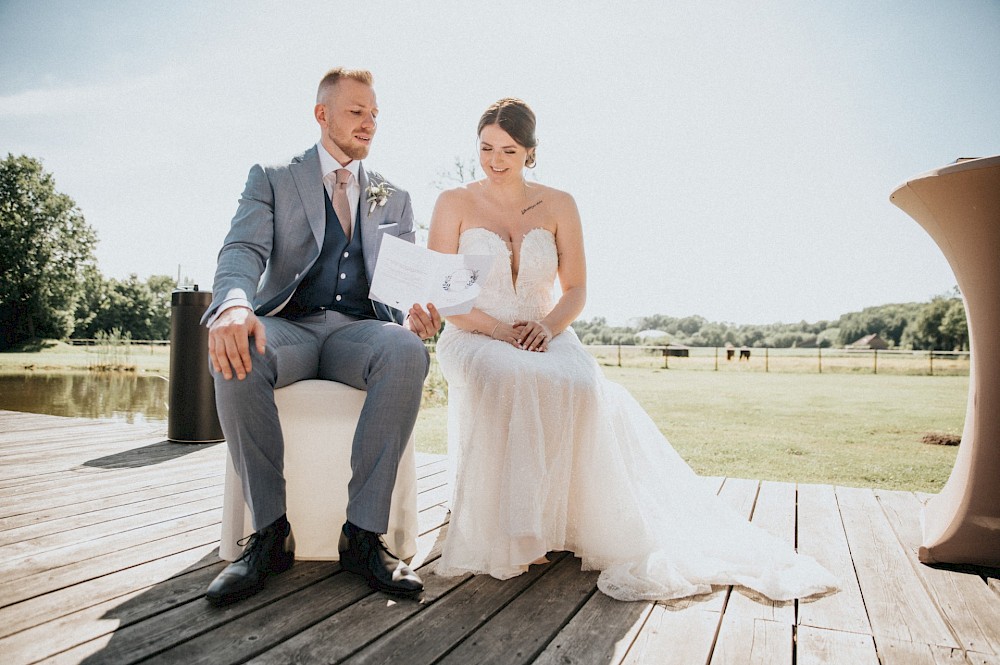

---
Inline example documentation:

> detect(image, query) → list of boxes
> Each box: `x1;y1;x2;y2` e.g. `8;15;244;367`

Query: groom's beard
338;140;371;161
331;130;372;161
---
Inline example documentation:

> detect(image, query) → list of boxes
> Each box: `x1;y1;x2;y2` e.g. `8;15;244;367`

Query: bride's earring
525;151;536;169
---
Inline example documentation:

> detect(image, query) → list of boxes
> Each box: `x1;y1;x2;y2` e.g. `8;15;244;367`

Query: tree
434;156;480;189
0;154;98;348
940;299;968;351
73;273;175;340
910;296;968;351
835;302;923;348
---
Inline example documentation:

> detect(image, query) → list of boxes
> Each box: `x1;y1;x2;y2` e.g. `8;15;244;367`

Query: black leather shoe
206;515;295;606
338;521;423;598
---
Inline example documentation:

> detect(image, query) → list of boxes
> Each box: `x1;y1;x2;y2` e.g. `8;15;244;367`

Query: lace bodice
458;227;557;324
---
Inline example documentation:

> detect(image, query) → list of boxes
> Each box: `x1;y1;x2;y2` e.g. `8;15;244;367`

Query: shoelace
235;532;264;566
355;530;394;560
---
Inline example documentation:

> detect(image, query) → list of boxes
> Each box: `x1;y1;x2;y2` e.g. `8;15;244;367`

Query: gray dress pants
211;309;429;534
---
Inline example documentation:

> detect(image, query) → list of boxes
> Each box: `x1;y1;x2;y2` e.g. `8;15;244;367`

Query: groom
202;67;440;606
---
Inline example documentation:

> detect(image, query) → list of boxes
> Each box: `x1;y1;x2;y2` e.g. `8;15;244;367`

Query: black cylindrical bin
168;288;225;443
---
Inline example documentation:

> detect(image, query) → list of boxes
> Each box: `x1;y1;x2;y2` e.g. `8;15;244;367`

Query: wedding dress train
434;227;838;601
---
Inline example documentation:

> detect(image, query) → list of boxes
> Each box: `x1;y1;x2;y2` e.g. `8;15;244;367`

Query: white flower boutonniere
365;174;395;214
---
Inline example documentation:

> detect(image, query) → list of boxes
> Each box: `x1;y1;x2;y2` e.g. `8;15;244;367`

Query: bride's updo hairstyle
478;98;538;168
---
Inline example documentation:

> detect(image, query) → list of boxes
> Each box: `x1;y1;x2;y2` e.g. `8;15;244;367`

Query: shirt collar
317;142;361;182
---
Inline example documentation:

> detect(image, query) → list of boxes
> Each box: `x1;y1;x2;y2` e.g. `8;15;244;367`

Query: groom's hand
404;303;441;341
208;306;267;381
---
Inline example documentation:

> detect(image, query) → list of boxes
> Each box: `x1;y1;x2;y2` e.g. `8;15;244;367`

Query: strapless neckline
459;227;554;295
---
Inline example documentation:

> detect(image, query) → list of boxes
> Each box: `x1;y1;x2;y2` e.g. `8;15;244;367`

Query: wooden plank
0;419;158;445
0;543;220;639
717;477;760;518
836;486;958;648
0;521;220;605
724;481;796;623
417;483;451;512
620;603;721;665
0;484;222;547
876;636;970;664
711;617;792;665
0;448;224;502
0;424;162;454
141;572;372;665
26;448;218;486
39;561;338;665
876;489;1000;658
0;496;222;578
437;555;598;665
249;571;462;664
532;477;733;665
0;435;172;481
416;466;448;492
0;474;223;535
796;625;879;664
417;504;450;536
0;546;222;662
248;530;467;665
348;554;565;664
532;591;653;665
797;483;872;634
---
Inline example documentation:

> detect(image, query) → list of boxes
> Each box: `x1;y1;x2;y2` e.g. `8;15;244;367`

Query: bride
426;98;838;602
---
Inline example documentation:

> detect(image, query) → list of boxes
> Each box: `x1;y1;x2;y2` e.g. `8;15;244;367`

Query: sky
2;0;998;326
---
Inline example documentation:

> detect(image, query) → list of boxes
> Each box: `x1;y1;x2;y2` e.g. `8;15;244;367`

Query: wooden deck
1;411;999;664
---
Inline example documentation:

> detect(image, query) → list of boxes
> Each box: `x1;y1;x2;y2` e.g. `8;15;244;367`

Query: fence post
818;346;823;374
873;349;878;375
617;344;621;368
663;349;669;370
765;347;769;373
714;346;719;371
929;351;934;376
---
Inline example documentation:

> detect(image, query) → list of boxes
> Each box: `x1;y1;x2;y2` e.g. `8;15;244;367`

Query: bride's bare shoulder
436;181;485;211
528;183;578;214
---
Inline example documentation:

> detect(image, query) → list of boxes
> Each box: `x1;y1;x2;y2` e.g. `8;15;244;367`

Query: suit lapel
289;145;326;249
358;165;379;283
358;165;398;324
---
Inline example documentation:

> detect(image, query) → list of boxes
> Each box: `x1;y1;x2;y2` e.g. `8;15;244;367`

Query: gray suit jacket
203;145;415;326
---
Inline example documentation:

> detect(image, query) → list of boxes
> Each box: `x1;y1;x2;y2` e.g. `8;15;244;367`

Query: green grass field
0;340;171;374
2;341;965;492
416;363;966;493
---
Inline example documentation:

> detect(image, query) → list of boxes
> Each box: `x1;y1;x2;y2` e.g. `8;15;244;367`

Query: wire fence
584;345;970;376
66;338;970;377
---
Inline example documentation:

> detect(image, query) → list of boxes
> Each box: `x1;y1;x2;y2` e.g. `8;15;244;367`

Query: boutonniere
365;173;395;214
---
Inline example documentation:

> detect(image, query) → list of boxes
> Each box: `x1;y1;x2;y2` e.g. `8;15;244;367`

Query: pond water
0;372;169;425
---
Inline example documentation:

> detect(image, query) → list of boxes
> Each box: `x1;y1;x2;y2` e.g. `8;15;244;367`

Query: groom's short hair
317;68;374;103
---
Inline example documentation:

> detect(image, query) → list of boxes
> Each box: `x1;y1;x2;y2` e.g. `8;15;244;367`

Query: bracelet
490;322;502;339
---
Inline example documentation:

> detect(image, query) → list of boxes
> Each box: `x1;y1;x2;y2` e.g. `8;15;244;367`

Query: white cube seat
219;379;418;561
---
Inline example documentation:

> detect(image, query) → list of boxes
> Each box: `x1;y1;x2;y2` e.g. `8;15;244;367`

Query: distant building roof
849;333;889;349
636;329;669;340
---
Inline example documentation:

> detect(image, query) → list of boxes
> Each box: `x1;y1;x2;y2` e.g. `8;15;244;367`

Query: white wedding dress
435;227;838;601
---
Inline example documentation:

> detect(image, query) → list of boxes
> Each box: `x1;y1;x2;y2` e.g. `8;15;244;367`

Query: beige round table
890;155;1000;567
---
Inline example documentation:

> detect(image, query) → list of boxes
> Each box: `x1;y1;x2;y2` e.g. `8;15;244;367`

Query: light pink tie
330;168;352;241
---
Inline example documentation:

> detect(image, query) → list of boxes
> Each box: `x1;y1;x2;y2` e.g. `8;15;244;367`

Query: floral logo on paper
442;268;479;292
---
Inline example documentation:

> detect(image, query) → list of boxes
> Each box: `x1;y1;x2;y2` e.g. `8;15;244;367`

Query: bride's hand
514;320;552;352
489;322;523;349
